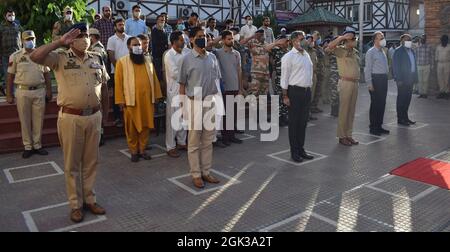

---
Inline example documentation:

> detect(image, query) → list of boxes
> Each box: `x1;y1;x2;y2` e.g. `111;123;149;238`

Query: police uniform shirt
42;49;109;109
8;48;50;86
333;46;360;80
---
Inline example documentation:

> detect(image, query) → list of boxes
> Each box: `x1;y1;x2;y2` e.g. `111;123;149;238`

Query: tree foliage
0;0;96;44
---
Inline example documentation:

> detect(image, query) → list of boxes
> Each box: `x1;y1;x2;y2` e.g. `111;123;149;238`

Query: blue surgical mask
177;24;185;31
24;40;35;49
316;38;322;47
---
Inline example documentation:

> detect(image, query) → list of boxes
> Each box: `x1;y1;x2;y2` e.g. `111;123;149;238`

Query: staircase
0;94;124;154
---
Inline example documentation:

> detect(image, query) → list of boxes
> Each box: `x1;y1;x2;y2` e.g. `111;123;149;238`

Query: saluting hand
59;29;81;46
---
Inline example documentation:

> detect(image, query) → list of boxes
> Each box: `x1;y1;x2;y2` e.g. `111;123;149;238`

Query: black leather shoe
291;154;303;163
407;119;416;125
370;129;382;136
300;152;314;160
34;148;48;155
379;128;390;134
22;150;33;159
398;120;410;126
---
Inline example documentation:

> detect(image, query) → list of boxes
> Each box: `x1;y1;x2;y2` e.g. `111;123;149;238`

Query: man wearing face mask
392;34;418;126
125;5;147;37
6;30;52;158
52;6;75;42
152;14;170;93
30;23;110;223
281;31;315;163
260;17;275;44
326;27;360;146
0;8;22;96
164;31;190;158
115;37;163;162
178;27;222;189
240;16;257;41
365;31;390;136
435;35;450;99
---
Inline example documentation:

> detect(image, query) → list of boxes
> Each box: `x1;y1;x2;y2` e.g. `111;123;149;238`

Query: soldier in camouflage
327;37;340;117
311;43;325;113
305;34;318;121
320;39;331;105
270;35;290;126
52;6;75;42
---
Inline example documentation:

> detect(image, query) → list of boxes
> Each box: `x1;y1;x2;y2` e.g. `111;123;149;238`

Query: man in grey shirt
214;30;244;145
179;27;221;189
365;31;390;136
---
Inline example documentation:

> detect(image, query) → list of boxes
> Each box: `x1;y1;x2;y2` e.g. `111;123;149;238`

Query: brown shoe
177;144;187;151
202;175;220;184
167;148;180;158
347;137;359;145
83;203;106;215
193;177;205;188
339;138;352;146
70;208;84;223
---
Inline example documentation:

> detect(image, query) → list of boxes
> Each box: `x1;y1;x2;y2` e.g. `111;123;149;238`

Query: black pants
153;57;164;84
396;80;413;121
288;86;311;156
222;90;239;141
369;74;388;130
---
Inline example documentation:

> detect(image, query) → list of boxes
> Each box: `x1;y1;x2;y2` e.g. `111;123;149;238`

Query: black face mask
195;38;206;49
130;53;145;65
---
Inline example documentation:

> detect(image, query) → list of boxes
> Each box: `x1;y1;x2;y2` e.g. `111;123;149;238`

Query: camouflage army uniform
306;47;318;100
248;39;270;97
311;46;325;109
328;51;340;116
52;19;74;42
270;46;289;118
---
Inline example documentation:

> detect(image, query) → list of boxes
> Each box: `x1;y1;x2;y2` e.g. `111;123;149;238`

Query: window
395;3;404;21
255;0;261;8
364;3;372;22
201;0;220;5
347;5;359;22
275;0;290;11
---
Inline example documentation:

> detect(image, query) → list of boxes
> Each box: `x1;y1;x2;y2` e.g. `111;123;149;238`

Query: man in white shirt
205;18;219;39
164;31;189;158
281;31;315;163
240;15;257;40
107;18;130;127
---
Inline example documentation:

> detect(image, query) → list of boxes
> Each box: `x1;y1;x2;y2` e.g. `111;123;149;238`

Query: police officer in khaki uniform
326;27;360;146
30;23;109;223
6;30;52;158
52;6;75;42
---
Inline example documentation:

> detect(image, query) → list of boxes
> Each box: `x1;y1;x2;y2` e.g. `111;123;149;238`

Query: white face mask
404;41;412;48
133;11;141;18
247;20;253;26
132;45;143;55
65;14;73;21
7;15;15;22
380;39;386;47
233;34;240;42
24;40;35;49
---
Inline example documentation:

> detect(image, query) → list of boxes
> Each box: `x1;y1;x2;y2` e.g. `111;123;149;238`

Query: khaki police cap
22;30;35;40
89;28;100;36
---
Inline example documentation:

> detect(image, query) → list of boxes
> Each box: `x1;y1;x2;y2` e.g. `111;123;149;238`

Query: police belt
339;76;359;82
16;83;45;90
61;106;100;116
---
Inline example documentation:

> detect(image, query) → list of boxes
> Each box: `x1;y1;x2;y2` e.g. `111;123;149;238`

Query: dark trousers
109;73;121;121
288;86;311;156
396;80;413;121
369;74;388;130
222;90;239;141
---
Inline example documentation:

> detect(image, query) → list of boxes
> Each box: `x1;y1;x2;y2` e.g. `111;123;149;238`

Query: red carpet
390;158;450;190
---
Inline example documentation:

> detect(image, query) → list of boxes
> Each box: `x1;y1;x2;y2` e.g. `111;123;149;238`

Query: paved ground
1;81;450;232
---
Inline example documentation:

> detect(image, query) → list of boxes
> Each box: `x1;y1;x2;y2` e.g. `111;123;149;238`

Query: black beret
69;23;88;33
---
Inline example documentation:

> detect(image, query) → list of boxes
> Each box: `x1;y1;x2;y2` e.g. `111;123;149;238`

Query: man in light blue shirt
125;5;147;36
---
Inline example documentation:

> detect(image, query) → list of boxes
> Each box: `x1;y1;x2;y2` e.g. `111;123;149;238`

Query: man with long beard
115;37;163;162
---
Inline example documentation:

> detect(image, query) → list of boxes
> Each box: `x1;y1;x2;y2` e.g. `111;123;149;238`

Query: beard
130;53;145;65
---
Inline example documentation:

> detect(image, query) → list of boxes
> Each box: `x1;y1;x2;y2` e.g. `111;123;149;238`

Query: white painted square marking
119;144;167;159
352;132;386;145
384;121;428;130
167;169;241;195
236;133;256;141
3;161;63;184
22;202;107;232
429;151;450;163
267;149;328;166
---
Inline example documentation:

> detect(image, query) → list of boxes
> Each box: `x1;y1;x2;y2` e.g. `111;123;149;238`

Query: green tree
0;0;95;45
